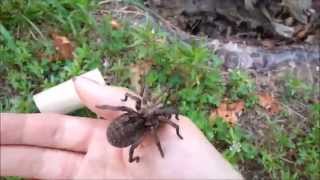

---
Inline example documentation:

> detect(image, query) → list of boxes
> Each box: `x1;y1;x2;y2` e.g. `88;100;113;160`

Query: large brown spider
96;87;183;163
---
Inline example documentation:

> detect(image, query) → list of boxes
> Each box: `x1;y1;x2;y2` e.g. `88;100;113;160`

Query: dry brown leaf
258;92;280;115
155;37;166;44
261;40;275;48
283;0;312;24
111;20;121;29
130;60;154;93
52;33;74;60
210;100;245;125
294;24;312;39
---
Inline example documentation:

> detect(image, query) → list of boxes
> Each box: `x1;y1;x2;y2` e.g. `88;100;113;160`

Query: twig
21;15;45;39
98;0;121;5
112;9;145;16
29;30;39;41
280;157;295;164
280;102;307;120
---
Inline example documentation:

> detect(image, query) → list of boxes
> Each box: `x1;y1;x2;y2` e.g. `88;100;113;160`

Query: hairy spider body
97;92;183;163
107;113;146;148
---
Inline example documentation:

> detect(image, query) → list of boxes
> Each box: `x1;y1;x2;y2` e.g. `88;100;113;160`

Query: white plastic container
33;68;105;113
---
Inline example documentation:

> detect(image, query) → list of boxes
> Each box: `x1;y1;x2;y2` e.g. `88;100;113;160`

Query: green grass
282;72;313;101
259;104;320;179
1;0;319;179
226;70;258;108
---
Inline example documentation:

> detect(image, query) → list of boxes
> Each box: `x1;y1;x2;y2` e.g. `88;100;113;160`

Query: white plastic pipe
33;68;105;114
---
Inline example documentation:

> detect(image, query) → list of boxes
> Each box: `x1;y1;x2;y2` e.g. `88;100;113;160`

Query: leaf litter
210;100;245;126
51;33;74;60
257;92;281;115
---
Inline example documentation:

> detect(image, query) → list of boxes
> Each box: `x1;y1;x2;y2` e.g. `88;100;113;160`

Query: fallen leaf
285;17;295;26
210;100;245;125
130;59;154;93
244;0;256;10
155;37;166;44
271;22;295;38
111;20;121;29
283;0;312;24
261;40;275;48
258;92;280;115
52;33;74;60
294;23;312;39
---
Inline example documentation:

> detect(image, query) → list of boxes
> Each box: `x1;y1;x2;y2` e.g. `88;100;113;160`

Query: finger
0;113;107;152
1;145;83;179
125;116;242;179
73;77;137;120
74;125;126;179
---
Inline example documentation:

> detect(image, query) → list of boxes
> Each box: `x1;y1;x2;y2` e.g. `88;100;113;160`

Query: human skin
0;77;243;179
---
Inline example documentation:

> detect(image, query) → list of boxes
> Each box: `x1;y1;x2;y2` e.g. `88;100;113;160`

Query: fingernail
71;77;77;82
72;76;101;85
80;76;101;84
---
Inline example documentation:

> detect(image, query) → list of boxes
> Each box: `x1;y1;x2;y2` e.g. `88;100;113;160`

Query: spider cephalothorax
96;87;183;163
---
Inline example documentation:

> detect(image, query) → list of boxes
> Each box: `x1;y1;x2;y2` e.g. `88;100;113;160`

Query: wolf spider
96;86;183;163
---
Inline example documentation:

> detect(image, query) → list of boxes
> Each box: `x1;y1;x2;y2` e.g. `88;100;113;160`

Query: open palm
0;77;242;179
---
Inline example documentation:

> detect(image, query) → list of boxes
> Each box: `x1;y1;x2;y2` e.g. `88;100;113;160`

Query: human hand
0;77;242;179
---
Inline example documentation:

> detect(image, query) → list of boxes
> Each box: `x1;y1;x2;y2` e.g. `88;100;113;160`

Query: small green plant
211;118;258;164
255;104;320;179
0;0;101;113
226;70;257;107
0;176;23;180
283;73;312;101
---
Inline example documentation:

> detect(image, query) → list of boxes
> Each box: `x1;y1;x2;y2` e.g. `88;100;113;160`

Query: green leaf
0;24;16;50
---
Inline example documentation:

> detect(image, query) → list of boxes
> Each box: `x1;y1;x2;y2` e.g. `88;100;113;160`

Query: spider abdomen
107;113;146;148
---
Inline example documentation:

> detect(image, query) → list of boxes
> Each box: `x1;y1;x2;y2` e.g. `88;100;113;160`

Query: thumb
73;76;137;120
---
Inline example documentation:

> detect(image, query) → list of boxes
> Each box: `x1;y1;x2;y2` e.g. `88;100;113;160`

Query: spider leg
139;79;145;97
150;127;164;158
121;93;142;110
96;104;136;114
154;107;179;120
160;118;183;140
141;85;151;105
138;75;150;102
163;87;173;105
152;87;172;105
152;93;163;105
129;137;144;163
